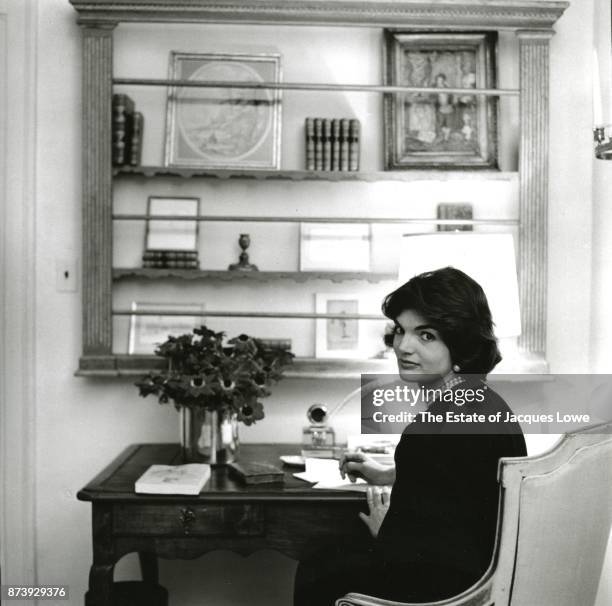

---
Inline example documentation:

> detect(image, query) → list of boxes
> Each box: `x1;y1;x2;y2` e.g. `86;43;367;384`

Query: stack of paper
293;457;367;492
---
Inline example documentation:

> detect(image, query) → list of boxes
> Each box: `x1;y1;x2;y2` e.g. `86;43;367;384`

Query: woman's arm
339;452;396;486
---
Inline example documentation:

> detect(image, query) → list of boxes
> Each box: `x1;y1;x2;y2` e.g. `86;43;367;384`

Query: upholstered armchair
337;421;612;606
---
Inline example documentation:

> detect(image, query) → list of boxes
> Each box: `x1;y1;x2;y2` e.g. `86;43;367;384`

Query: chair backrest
493;421;612;606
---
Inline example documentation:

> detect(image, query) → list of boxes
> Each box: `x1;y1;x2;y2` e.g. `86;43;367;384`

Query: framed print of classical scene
383;31;498;169
164;51;282;170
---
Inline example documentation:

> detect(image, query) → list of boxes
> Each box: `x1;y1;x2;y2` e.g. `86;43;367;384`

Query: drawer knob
179;507;196;534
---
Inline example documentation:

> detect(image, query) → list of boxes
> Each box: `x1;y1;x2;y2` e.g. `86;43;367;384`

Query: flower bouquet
135;326;293;463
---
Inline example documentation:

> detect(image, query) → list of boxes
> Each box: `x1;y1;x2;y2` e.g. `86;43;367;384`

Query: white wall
0;0;608;604
591;0;612;373
591;0;612;603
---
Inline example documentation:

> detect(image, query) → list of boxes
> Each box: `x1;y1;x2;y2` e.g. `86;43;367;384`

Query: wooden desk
78;443;367;606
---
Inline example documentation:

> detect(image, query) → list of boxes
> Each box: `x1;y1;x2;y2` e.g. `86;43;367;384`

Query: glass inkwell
301;403;336;458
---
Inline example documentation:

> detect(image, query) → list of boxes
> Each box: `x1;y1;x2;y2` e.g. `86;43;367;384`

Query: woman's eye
393;325;404;336
420;331;435;342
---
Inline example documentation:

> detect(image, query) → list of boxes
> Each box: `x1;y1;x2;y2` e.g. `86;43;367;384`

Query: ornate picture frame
164;51;282;170
384;31;498;169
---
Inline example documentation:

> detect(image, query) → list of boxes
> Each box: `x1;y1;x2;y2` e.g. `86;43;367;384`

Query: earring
452;364;461;373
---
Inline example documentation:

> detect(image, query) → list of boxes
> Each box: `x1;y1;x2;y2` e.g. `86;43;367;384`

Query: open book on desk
293;457;367;492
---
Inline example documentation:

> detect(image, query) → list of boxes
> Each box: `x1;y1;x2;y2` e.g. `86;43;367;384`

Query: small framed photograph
145;196;200;251
315;293;365;359
383;31;498;169
300;224;371;272
128;302;205;355
164;51;282;169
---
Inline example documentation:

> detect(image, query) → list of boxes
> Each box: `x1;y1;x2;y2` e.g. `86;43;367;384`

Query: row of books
305;117;360;172
142;249;200;269
112;93;144;167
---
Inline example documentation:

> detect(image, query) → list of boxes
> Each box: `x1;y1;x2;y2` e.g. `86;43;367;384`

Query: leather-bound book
129;111;144;166
348;119;360;171
228;461;284;485
313;118;323;171
112;93;134;166
305;117;315;170
331;119;341;171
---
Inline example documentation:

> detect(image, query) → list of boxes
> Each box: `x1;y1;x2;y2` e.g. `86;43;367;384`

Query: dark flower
237;400;265;426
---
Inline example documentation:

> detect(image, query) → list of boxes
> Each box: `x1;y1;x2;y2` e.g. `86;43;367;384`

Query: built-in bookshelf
69;0;566;377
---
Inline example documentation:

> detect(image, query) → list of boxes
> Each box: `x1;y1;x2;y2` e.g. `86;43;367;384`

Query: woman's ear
383;333;394;348
383;322;395;348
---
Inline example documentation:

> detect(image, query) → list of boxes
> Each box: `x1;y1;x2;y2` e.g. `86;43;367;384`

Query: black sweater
376;381;527;578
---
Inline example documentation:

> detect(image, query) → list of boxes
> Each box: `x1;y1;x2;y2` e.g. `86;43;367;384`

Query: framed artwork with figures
383;31;498;169
164;52;282;169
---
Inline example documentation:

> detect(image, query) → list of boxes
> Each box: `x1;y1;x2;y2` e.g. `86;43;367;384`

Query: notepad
293;457;367;492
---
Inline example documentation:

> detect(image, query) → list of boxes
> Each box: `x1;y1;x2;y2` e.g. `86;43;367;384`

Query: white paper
293;457;367;491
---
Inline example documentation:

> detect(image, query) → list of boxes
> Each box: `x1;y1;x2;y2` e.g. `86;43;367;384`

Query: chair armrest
336;577;493;606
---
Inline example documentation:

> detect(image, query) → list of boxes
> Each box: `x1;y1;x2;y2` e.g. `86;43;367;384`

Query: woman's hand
339;451;396;486
359;485;391;538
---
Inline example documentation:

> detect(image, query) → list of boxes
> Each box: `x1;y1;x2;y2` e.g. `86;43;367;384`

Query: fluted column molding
81;24;115;358
517;30;553;356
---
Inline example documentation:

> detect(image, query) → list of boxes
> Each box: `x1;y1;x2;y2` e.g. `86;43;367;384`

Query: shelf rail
113;77;519;97
113;310;385;320
112;214;519;226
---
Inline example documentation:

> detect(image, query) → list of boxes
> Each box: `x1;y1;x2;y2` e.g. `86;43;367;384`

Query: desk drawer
113;504;264;537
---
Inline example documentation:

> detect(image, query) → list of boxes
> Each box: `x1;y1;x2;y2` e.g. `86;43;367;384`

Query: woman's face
392;309;453;382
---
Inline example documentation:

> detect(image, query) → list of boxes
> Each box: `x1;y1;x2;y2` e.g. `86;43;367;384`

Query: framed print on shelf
299;223;372;272
315;293;366;359
128;302;205;355
383;31;498;169
145;196;200;251
164;51;282;170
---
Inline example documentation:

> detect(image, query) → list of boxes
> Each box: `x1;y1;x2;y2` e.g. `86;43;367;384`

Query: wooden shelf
113;165;518;182
75;353;548;379
76;354;395;379
112;268;397;284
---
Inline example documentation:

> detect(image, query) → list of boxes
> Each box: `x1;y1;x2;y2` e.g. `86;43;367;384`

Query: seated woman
294;267;527;605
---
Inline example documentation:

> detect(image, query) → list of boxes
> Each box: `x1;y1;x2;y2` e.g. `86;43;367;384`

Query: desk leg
86;564;115;606
85;505;116;606
138;552;159;584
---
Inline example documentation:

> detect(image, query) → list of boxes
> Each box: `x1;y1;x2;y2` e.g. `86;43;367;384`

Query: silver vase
180;407;239;465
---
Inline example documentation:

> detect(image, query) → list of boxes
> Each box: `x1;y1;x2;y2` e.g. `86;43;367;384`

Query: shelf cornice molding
69;0;568;30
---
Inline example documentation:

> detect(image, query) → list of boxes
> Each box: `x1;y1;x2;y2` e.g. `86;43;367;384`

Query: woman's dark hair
382;266;501;375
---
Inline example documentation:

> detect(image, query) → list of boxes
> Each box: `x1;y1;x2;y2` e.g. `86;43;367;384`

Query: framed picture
164;51;282;169
300;224;371;272
145;196;200;251
315;293;366;359
128;302;205;355
383;31;498;169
